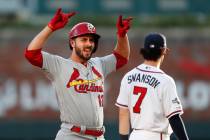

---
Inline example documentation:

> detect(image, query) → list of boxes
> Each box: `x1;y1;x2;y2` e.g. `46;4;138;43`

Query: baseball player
24;8;132;140
115;33;189;140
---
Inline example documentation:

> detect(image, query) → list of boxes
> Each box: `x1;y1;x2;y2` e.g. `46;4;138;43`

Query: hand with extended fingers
116;15;133;37
48;8;76;31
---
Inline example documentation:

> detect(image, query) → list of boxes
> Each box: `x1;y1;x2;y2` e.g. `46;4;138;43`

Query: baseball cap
144;33;167;49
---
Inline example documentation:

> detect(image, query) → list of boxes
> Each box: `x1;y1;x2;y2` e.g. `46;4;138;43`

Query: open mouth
84;47;92;53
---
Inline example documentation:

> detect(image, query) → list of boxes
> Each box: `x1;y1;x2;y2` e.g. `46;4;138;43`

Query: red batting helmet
69;22;100;53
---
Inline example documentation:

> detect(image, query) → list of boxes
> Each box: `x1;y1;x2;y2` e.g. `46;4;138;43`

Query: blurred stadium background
0;0;210;140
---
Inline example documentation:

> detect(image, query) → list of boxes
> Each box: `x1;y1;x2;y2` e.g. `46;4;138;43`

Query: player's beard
75;46;94;61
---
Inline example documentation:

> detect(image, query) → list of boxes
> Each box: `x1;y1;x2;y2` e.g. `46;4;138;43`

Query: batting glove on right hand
116;15;133;37
48;8;76;31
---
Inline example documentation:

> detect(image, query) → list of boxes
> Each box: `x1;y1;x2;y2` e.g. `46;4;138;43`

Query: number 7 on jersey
133;86;147;113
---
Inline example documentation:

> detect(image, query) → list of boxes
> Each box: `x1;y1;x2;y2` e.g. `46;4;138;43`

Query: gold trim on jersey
68;77;102;87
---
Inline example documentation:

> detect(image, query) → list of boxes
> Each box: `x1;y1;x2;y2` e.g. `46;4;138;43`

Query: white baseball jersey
42;51;117;128
116;63;183;134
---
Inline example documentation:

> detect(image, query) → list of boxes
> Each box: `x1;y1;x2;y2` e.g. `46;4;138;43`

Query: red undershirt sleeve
113;51;128;69
24;48;43;68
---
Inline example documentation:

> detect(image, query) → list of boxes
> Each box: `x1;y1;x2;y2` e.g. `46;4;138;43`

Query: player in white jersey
24;8;132;140
115;33;189;140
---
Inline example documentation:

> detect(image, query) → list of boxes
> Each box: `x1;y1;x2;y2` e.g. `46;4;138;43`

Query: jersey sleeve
99;54;117;78
163;77;183;119
115;76;129;108
113;51;128;69
42;51;61;76
24;48;43;68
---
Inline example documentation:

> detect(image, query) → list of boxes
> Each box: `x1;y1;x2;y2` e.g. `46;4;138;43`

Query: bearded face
75;44;93;61
71;35;95;61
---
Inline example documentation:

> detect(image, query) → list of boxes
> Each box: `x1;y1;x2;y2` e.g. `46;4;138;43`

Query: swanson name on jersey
127;73;160;88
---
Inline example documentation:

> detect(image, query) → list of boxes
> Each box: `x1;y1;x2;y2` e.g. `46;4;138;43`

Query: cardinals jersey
116;64;183;134
42;51;117;128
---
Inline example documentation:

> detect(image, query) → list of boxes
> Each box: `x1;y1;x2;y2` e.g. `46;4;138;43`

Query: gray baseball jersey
42;51;117;128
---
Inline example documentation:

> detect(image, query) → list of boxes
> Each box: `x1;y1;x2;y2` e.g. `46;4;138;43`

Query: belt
70;126;104;137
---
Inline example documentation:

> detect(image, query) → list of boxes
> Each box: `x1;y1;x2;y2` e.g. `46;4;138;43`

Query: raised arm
27;26;53;50
114;15;132;60
25;8;76;67
27;8;76;51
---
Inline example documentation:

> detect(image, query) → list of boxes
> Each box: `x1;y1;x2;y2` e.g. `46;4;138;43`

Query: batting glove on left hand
48;8;76;31
116;15;133;37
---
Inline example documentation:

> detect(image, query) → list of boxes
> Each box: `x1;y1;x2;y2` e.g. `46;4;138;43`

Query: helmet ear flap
92;37;99;53
68;40;72;50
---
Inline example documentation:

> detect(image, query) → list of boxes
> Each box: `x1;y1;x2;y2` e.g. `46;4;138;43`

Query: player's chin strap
119;134;129;140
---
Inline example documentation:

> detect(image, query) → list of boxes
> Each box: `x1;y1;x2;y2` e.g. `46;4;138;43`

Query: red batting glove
48;8;76;31
116;15;133;37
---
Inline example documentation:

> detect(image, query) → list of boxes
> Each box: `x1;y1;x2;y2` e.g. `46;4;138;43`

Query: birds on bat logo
66;67;103;93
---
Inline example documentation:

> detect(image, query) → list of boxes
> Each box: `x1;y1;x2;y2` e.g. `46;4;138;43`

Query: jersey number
133;86;147;113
